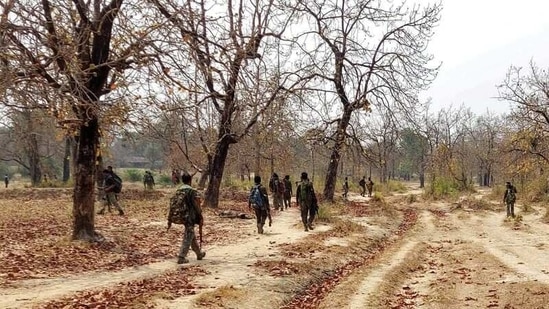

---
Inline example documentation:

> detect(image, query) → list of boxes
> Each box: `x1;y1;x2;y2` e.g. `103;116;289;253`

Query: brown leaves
280;209;419;309
0;188;250;286
37;267;207;309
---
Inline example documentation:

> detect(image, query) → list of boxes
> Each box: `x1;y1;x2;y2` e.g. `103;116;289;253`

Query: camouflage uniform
366;177;374;197
177;181;206;264
97;170;124;216
270;174;284;211
296;172;317;232
283;175;292;209
248;177;272;234
143;171;155;190
342;177;349;199
503;182;517;217
359;177;366;197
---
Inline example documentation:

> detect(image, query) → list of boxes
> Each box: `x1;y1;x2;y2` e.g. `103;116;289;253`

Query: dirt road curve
0;186;547;308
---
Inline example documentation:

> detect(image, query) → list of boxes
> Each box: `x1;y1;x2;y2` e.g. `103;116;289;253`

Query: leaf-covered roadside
278;209;418;309
0;188;251;286
36;266;208;309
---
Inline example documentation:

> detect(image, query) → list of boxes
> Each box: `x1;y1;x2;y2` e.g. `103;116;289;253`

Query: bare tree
290;0;441;201
149;0;302;208
1;1;158;240
498;62;549;164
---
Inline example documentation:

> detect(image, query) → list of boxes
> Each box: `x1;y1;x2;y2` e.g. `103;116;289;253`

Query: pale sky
420;0;549;115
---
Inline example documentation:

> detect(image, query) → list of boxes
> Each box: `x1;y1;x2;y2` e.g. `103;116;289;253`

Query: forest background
1;0;549;241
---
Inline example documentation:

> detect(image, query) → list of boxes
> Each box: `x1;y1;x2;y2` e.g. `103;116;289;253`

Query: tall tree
150;0;301;208
291;0;441;201
1;1;157;240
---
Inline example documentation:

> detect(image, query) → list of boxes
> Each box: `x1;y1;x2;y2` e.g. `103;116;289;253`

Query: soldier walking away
359;176;366;197
248;175;272;234
176;172;206;264
366;177;374;197
97;168;124;215
270;173;285;211
4;174;8;188
296;172;318;232
503;181;517;218
143;171;155;190
342;176;349;199
283;175;293;209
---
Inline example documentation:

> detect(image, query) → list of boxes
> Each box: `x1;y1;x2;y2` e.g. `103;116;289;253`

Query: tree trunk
197;168;209;190
63;137;72;183
72;118;100;241
323;107;352;201
204;138;232;208
28;133;42;186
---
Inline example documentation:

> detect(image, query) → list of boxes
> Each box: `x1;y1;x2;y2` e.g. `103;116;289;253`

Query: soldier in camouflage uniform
270;173;284;211
503;181;517;218
248;175;272;234
296;172;318;232
177;172;206;264
283;175;293;209
143;171;155;190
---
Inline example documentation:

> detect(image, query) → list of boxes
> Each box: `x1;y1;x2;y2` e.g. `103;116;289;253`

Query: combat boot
177;257;189;264
197;251;206;260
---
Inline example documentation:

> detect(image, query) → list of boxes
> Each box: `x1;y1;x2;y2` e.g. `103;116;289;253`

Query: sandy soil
0;184;548;309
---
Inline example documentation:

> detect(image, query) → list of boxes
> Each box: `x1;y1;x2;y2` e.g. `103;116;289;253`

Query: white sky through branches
419;0;549;114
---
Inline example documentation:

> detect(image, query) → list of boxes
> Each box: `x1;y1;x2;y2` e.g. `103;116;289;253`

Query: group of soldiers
248;171;318;234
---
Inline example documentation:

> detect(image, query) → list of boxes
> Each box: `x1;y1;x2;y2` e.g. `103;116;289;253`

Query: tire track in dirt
317;210;436;309
0;208;318;309
379;203;549;309
282;208;419;309
450;209;549;284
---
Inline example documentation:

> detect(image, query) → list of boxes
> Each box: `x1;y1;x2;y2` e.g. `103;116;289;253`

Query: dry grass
195;285;247;308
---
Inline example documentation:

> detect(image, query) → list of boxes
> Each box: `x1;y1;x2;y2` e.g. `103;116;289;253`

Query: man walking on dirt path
177;172;206;264
97;168;124;216
343;176;349;199
296;172;318;232
4;174;8;188
248;175;272;234
270;173;284;211
283;175;292;209
359;176;366;197
503;181;517;218
366;177;374;197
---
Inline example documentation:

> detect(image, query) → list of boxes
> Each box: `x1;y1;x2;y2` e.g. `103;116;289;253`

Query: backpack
505;187;516;203
359;178;366;187
283;179;292;194
274;179;285;194
112;173;122;193
299;181;313;205
249;185;265;209
167;188;193;228
144;173;153;183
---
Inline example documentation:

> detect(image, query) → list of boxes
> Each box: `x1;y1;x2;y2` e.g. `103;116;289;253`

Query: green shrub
316;203;336;223
158;174;173;186
425;177;460;199
124;169;143;182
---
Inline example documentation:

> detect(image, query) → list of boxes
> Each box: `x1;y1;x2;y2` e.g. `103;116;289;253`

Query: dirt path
317;191;549;309
2;186;547;309
155;207;330;308
0;207;324;309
